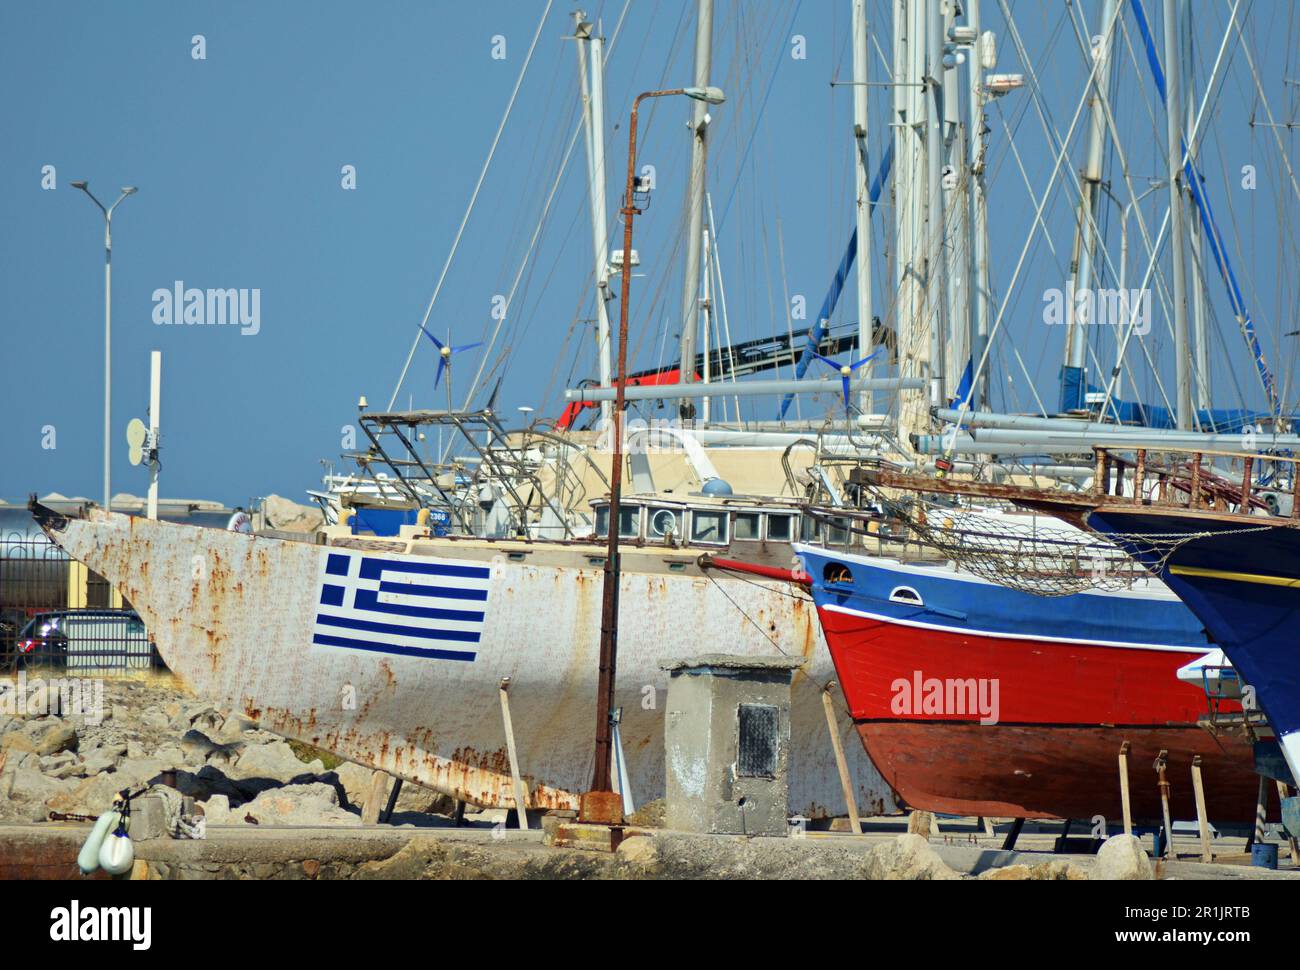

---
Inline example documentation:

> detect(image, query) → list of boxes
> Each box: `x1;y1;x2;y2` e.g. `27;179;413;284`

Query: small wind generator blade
485;377;504;413
452;341;483;354
419;325;445;351
434;357;448;389
126;418;147;466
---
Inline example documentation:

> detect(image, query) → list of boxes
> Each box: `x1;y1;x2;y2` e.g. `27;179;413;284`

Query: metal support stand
379;778;403;825
1154;749;1173;859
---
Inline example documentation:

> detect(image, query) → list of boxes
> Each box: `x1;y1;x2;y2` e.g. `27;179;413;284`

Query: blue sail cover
1059;365;1280;432
778;142;894;420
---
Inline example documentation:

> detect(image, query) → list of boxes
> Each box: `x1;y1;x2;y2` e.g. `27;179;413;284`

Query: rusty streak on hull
40;510;894;817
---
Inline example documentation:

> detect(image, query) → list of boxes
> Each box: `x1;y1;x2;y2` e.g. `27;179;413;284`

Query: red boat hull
818;604;1260;822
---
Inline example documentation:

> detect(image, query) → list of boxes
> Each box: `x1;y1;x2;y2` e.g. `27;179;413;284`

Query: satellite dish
126;418;148;466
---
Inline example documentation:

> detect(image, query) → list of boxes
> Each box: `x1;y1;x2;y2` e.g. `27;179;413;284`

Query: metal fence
0;535;161;673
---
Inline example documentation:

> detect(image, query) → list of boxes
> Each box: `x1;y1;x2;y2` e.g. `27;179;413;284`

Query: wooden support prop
1154;749;1173;859
361;770;390;825
982;816;996;838
1118;741;1133;837
498;677;530;830
821;683;862;835
1191;756;1213;863
1278;782;1300;862
1001;817;1025;851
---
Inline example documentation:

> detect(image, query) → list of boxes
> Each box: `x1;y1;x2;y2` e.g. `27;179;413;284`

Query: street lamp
582;84;725;825
71;181;137;513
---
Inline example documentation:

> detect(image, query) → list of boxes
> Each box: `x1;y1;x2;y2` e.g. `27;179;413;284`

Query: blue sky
3;1;1297;506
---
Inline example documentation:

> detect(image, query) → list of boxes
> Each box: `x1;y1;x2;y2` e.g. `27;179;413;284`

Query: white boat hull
40;509;893;818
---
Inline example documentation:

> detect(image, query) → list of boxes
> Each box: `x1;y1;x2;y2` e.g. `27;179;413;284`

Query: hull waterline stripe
819;602;1207;653
1169;564;1300;588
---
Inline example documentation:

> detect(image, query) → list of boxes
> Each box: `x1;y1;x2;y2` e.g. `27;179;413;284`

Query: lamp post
71;181;137;513
583;85;725;823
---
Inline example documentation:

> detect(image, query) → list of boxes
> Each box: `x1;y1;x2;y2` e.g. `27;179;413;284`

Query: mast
967;0;990;408
895;0;932;445
1163;0;1193;429
925;0;948;407
852;0;874;412
1183;6;1210;411
573;14;614;423
1061;0;1118;413
676;0;715;423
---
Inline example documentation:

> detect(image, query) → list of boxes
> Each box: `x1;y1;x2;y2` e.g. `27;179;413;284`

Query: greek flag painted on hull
312;550;491;661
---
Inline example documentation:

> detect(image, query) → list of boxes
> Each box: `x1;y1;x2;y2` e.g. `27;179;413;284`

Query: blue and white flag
312;550;491;662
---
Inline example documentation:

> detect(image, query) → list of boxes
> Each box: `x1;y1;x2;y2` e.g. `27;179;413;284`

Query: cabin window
619;506;642;539
826;517;850;545
734;512;761;540
647;507;683;541
823;563;853;586
800;516;821;543
595;506;609;537
889;586;923;606
766;514;794;542
690;510;728;544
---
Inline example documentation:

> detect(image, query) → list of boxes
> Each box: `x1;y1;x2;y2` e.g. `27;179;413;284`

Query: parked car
8;609;159;672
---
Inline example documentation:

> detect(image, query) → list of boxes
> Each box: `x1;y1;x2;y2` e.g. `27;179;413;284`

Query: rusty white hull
40;509;893;817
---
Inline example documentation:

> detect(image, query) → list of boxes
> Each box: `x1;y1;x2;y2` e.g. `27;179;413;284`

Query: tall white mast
925;0;948;407
1183;7;1210;411
676;0;715;423
1063;0;1118;412
967;0;990;409
573;14;614;423
1163;0;1193;428
852;0;874;412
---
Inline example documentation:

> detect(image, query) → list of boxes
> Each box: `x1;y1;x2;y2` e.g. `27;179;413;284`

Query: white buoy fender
98;830;135;876
77;810;119;875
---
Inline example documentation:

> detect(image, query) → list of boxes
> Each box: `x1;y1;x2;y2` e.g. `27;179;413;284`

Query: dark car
8;609;158;672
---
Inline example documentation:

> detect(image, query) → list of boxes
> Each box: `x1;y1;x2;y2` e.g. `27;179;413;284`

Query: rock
4;718;78;757
625;799;665;829
239;783;361;826
152;744;188;769
262;494;325;534
203;794;232;824
140;710;169;732
4;764;68;807
126;740;145;760
616;835;659;865
863;834;962;881
333;761;379;811
1095;834;1154;880
179;729;241;766
906;810;934;837
978;860;1087;880
215;713;257;744
228;739;322;785
46;759;165;816
80;743;127;776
